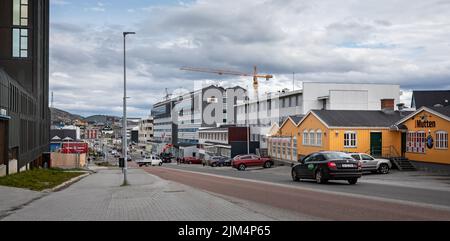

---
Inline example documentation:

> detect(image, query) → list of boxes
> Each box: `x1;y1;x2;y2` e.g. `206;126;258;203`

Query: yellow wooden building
393;106;449;165
269;110;409;162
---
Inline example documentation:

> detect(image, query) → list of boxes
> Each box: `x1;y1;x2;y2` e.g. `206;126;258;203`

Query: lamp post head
123;32;136;36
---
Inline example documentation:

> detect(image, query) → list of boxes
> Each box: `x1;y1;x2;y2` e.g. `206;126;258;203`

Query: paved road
154;164;450;208
142;165;450;220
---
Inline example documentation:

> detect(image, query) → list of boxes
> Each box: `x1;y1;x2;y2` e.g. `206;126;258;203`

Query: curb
43;172;91;193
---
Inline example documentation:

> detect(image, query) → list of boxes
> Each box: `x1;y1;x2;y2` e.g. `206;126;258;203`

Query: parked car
182;157;203;165
291;151;362;185
136;155;163;167
232;155;273;171
208;156;232;167
349;153;392;174
160;153;174;163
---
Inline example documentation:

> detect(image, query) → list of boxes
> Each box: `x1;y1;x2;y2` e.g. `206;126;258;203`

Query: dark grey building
411;90;450;109
0;0;50;174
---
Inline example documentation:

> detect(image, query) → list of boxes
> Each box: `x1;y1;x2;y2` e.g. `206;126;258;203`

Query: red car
232;155;273;171
182;157;202;165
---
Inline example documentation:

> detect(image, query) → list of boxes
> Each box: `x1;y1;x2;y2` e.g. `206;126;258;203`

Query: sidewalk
2;168;308;221
0;186;44;219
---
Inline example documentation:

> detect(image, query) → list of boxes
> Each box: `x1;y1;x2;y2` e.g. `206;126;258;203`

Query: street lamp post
123;31;135;186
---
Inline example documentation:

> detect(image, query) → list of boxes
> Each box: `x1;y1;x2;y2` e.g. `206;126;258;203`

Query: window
361;154;374;161
436;131;448;149
315;154;326;162
344;132;357;148
12;28;28;58
303;130;309;145
309;130;316;146
351;154;361;160
13;0;28;26
316;130;323;146
406;132;426;153
292;137;298;161
304;154;315;163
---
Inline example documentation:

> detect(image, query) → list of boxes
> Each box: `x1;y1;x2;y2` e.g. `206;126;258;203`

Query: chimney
381;99;395;114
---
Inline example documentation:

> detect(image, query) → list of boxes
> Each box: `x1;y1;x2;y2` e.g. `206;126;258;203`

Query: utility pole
122;31;135;186
246;86;250;155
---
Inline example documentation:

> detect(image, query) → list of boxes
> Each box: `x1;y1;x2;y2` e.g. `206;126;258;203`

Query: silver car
350;153;392;174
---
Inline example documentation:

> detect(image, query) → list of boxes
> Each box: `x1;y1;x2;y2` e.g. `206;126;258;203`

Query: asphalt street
141;163;450;215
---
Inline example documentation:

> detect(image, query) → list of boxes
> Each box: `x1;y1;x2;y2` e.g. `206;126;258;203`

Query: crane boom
180;66;273;99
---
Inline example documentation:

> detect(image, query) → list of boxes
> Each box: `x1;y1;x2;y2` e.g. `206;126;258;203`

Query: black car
291;152;362;185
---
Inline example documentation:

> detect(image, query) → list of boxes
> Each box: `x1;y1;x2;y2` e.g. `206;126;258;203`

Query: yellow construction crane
180;66;273;98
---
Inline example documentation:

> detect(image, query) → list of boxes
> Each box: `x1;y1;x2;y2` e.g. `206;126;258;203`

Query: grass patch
0;168;85;191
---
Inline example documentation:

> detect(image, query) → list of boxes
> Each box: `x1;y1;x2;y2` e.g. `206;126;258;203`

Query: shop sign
415;114;436;128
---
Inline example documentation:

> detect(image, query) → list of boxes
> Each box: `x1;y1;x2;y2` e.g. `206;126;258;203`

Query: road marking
154;166;450;212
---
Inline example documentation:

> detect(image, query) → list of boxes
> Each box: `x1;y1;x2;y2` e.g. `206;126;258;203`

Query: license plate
342;164;354;168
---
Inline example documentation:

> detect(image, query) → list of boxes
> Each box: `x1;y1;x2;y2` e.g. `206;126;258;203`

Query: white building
138;117;154;151
236;82;401;150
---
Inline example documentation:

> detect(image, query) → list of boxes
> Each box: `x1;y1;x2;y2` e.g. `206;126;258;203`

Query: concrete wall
303;82;401;113
51;153;86;169
0;164;5;177
8;159;17;174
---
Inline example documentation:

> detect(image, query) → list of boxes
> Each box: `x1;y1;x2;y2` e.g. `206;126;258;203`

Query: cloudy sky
50;0;450;117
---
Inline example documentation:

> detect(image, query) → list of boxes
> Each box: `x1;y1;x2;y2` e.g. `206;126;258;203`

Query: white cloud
50;0;450;117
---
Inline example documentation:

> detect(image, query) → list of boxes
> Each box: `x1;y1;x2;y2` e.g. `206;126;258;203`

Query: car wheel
238;164;246;171
212;163;218;167
219;163;224;167
292;170;300;182
378;164;390;174
315;170;328;184
348;178;358;185
264;161;272;169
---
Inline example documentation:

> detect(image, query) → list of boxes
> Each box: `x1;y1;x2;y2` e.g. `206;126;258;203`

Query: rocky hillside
50;108;84;124
50;108;120;125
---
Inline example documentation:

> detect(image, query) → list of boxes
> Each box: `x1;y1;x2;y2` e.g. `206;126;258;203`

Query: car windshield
324;153;353;160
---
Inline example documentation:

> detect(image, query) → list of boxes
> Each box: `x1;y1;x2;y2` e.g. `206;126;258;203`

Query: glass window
13;0;28;26
304;154;315;163
324;152;353;160
361;154;374;160
436;131;448;149
309;130;315;146
351;154;361;160
303;130;309;145
316;130;322;146
12;28;28;58
406;131;426;153
344;132;357;148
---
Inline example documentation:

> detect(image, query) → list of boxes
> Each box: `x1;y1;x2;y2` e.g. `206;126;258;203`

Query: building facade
151;85;246;157
0;0;50;175
236;82;401;151
138;117;154;151
198;126;259;160
269;100;410;162
85;128;100;140
394;106;450;167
